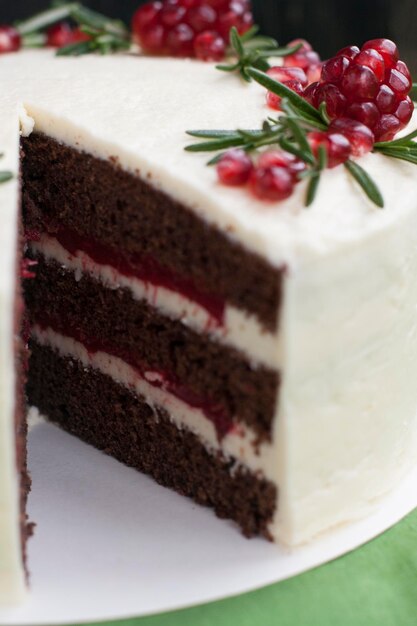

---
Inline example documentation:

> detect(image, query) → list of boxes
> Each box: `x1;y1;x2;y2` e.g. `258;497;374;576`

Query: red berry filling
132;0;253;60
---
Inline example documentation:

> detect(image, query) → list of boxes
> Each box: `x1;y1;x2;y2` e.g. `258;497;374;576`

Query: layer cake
1;50;417;604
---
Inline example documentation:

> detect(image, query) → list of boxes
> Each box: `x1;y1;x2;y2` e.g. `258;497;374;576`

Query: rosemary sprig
185;68;388;208
217;26;302;82
15;2;130;56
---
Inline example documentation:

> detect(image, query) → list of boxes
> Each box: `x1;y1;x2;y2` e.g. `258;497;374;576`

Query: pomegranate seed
375;84;397;113
307;62;322;83
266;80;304;110
395;96;414;125
362;38;399;69
336;45;360;60
249;166;294;201
166;23;194;56
160;4;187;27
194;30;225;61
217;9;246;39
46;22;74;47
287;38;312;53
386;68;411;96
239;11;254;35
187;5;217;32
267;66;308;87
284;49;320;71
258;150;306;180
374;114;402;141
329;118;375;156
0;25;21;53
308;131;352;168
321;55;350;83
140;24;166;53
132;2;162;39
205;0;232;8
303;81;319;106
70;28;91;44
178;0;200;7
395;60;411;81
353;49;385;81
341;64;379;101
217;149;253;186
315;83;347;119
346;101;380;129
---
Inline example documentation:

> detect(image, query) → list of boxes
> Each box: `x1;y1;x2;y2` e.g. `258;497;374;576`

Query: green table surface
74;507;417;626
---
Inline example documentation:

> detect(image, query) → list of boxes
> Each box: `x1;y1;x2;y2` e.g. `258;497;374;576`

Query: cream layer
30;235;281;370
32;325;280;485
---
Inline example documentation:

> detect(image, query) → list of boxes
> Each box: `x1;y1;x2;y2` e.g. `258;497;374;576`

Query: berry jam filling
30;226;225;324
34;316;234;440
132;0;253;59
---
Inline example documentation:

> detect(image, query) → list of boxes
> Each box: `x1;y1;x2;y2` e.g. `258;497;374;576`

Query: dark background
2;0;417;69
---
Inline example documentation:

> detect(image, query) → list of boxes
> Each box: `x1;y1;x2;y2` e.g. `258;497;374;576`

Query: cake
1;20;417;606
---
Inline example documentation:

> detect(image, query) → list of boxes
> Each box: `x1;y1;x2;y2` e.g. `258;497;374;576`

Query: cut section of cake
1;49;417;604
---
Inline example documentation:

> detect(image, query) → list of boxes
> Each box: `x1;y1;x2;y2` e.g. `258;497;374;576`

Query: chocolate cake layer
27;341;277;539
21;133;283;332
26;255;279;441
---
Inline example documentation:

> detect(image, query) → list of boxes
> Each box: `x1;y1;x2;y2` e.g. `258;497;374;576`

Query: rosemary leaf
15;3;79;35
247;68;324;124
186;130;242;139
207;152;227;166
318;144;328;170
285;117;314;161
376;149;417;166
305;173;321;207
279;138;315;165
374;128;417;148
185;137;245;152
266;42;303;57
56;40;93;56
344;160;384;208
0;171;13;184
216;62;240;72
239;25;260;42
230;26;244;57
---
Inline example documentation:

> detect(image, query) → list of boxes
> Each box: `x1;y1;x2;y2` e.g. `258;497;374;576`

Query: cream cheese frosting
1;49;417;603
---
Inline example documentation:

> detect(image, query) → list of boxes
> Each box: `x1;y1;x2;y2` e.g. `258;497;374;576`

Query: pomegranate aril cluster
132;0;253;60
216;148;306;201
307;38;413;141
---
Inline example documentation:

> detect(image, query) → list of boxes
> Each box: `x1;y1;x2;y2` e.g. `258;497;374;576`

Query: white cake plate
0;419;416;626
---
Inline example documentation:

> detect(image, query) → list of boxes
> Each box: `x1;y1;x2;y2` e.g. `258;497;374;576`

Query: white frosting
275;206;417;544
1;49;417;600
0;111;26;605
30;235;281;370
1;51;417;270
31;325;279;482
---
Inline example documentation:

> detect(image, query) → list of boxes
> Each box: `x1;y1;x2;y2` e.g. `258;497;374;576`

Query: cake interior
17;131;284;567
